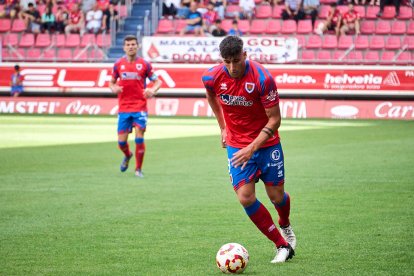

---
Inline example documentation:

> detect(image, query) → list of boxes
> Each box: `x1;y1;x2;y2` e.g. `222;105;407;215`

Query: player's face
222;51;247;79
123;40;138;57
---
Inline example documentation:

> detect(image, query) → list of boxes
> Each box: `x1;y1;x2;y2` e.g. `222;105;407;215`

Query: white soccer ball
216;243;249;274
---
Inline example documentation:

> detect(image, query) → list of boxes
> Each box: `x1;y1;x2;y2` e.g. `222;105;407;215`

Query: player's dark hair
123;35;138;44
14;65;20;70
219;36;243;59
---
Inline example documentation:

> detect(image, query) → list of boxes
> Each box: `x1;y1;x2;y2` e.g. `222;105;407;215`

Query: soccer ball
216;243;249;274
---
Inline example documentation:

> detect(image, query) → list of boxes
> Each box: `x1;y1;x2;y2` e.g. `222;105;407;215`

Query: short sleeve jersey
112;56;158;113
202;60;280;148
328;9;341;25
343;10;359;24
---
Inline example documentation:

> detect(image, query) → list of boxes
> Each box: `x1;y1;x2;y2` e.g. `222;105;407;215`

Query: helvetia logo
382;72;401;86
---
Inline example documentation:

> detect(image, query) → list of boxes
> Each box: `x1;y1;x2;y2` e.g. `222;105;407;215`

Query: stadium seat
294;35;306;49
338;35;353;49
65;34;80;48
318;5;330;19
306;35;322;49
361;20;375;34
375;20;391;35
301;50;315;62
385;36;401;50
35;33;51;48
281;20;297;34
2;32;18;47
337;5;348;14
37;4;46;14
366;6;380;19
80;33;96;47
354;35;369;49
89;48;105;60
19;33;35;48
381;51;395;63
156;19;174;34
26;48;41;60
118;5;127;17
297;20;313;34
364;51;380;64
254;0;263;3
396;52;411;64
332;50;346;61
266;19;281;34
57;48;73;60
382;6;396;19
390;20;406;35
238;20;250;34
354;5;365;18
175;19;187;33
272;5;284;18
1;48;9;59
407;22;414;35
42;48;56;60
73;48;88;61
322;35;338;49
11;19;26;32
398;6;413;19
96;34;112;48
0;19;11;32
54;34;66;47
369;35;385;50
250;19;267;34
402;36;414;50
319;0;336;4
255;4;272;18
345;51;363;63
317;50;332;61
225;5;241;18
8;48;25;60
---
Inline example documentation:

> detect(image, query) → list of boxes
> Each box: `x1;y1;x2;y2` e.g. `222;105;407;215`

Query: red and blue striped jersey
202;60;280;148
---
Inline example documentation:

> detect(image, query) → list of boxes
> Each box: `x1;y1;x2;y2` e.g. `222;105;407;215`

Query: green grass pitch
1;115;413;275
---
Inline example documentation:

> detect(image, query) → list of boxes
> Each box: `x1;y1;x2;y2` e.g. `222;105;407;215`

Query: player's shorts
11;85;23;95
227;143;285;191
117;112;148;134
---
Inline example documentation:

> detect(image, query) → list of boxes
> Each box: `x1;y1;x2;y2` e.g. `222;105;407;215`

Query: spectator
377;0;400;17
210;0;226;19
0;0;20;19
20;0;36;10
41;5;56;33
228;19;242;36
55;5;69;33
86;3;103;33
203;2;218;33
82;0;96;13
65;3;85;35
10;64;23;98
20;2;41;33
263;0;283;5
180;1;204;36
314;3;341;36
162;0;180;18
176;0;192;18
282;0;305;21
340;3;360;35
239;0;255;20
211;18;227;36
302;0;319;28
102;2;119;32
63;0;80;11
96;0;110;10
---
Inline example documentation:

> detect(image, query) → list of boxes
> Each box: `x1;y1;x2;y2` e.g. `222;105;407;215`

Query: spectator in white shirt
86;3;103;34
239;0;255;20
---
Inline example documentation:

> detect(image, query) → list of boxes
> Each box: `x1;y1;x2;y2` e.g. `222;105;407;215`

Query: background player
202;36;296;263
109;35;162;178
10;64;23;97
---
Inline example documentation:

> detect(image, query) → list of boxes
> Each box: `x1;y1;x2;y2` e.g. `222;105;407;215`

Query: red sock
244;199;288;247
135;138;145;171
273;192;291;227
118;141;131;157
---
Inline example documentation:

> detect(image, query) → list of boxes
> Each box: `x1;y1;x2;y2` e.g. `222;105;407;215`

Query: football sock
244;198;288;247
273;192;291;227
118;141;131;157
135;137;145;171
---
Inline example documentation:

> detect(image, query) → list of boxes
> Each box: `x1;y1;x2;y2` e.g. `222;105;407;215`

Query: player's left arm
143;62;163;98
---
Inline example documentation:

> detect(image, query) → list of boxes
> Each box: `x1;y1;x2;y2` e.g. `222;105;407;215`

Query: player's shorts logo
270;149;280;161
245;82;255;93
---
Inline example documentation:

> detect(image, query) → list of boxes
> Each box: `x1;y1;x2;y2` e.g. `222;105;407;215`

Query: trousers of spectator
282;9;305;21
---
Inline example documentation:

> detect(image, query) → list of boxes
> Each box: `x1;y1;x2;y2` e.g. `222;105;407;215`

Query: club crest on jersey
220;83;227;90
245;82;255;93
136;64;142;71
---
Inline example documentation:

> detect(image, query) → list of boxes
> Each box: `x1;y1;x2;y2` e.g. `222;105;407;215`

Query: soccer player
201;36;296;263
109;35;162;178
10;64;23;97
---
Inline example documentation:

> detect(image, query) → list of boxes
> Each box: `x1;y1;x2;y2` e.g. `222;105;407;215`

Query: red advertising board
1;63;413;96
1;97;413;120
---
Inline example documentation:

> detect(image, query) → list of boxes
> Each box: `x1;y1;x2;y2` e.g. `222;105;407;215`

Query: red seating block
322;35;338;49
2;33;18;47
364;51;380;64
35;33;51;47
80;33;96;47
402;36;414;50
369;35;385;50
396;52;411;64
0;19;11;32
338;35;353;49
366;6;380;19
225;5;241;18
375;20;391;35
96;34;111;48
301;50;315;62
398;6;412;19
385;36;401;50
297;20;313;34
266;19;281;34
255;4;272;18
355;35;369;49
272;5;284;19
361;20;375;34
157;19;174;34
19;33;35;48
281;20;297;34
317;50;332;61
306;35;322;49
57;48;73;60
382;6;396;19
354;5;365;18
250;19;267;34
65;33;80;48
11;19;26;32
238;20;250;34
390;20;406;35
27;48;41;59
407;22;414;35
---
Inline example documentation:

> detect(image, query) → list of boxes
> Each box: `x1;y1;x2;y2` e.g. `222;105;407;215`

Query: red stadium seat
65;33;80;48
295;35;306;49
174;19;187;33
396;52;411;64
320;0;336;4
390;20;406;35
117;5;127;17
375;20;391;35
402;36;414;50
221;19;232;32
381;51;395;63
89;48;105;60
19;33;35;48
318;5;330;19
345;51;363;63
398;6;412;19
96;34;111;48
332;50;346;61
255;4;272;18
225;5;241;18
322;35;338;49
8;48;25;60
266;19;281;34
369;35;385;49
272;5;284;18
361;20;375;34
35;33;51;48
2;32;18;47
54;34;66;47
42;48;56;60
0;19;11;32
317;50;332;61
337;5;348;14
306;35;322;49
57;48;73;60
297;20;313;34
382;6;396;19
237;20;250;34
354;5;365;18
156;19;174;34
301;50;315;62
364;51;380;64
26;48;41;60
407;22;414;35
250;19;267;34
37;4;46;14
366;6;380;19
338;35;353;49
11;19;26;32
1;48;9;59
354;35;369;49
80;33;96;47
281;20;296;34
73;48;88;61
385;36;401;50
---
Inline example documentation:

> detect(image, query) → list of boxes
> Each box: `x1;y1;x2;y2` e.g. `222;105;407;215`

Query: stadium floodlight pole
137;25;143;57
143;10;150;36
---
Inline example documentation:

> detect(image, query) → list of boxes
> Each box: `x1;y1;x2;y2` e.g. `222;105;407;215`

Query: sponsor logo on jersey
121;72;139;80
121;65;125;70
220;83;227;90
220;94;253;106
266;90;278;101
245;82;255;93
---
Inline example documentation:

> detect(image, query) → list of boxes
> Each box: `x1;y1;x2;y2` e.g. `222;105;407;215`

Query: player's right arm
109;62;122;94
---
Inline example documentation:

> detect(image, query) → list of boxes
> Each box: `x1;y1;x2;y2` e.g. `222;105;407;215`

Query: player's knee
237;192;256;207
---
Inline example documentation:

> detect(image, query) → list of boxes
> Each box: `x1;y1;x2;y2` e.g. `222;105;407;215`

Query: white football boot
280;225;297;250
271;244;295;263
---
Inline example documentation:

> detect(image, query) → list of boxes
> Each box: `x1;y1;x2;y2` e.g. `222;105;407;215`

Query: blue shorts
11;85;23;95
227;143;285;190
117;112;148;134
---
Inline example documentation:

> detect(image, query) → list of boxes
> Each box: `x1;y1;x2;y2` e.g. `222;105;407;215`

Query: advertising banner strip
1;63;413;96
0;97;413;120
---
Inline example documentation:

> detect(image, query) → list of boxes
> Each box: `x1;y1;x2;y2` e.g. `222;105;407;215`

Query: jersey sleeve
112;60;119;80
144;60;158;81
201;67;216;94
259;68;279;109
